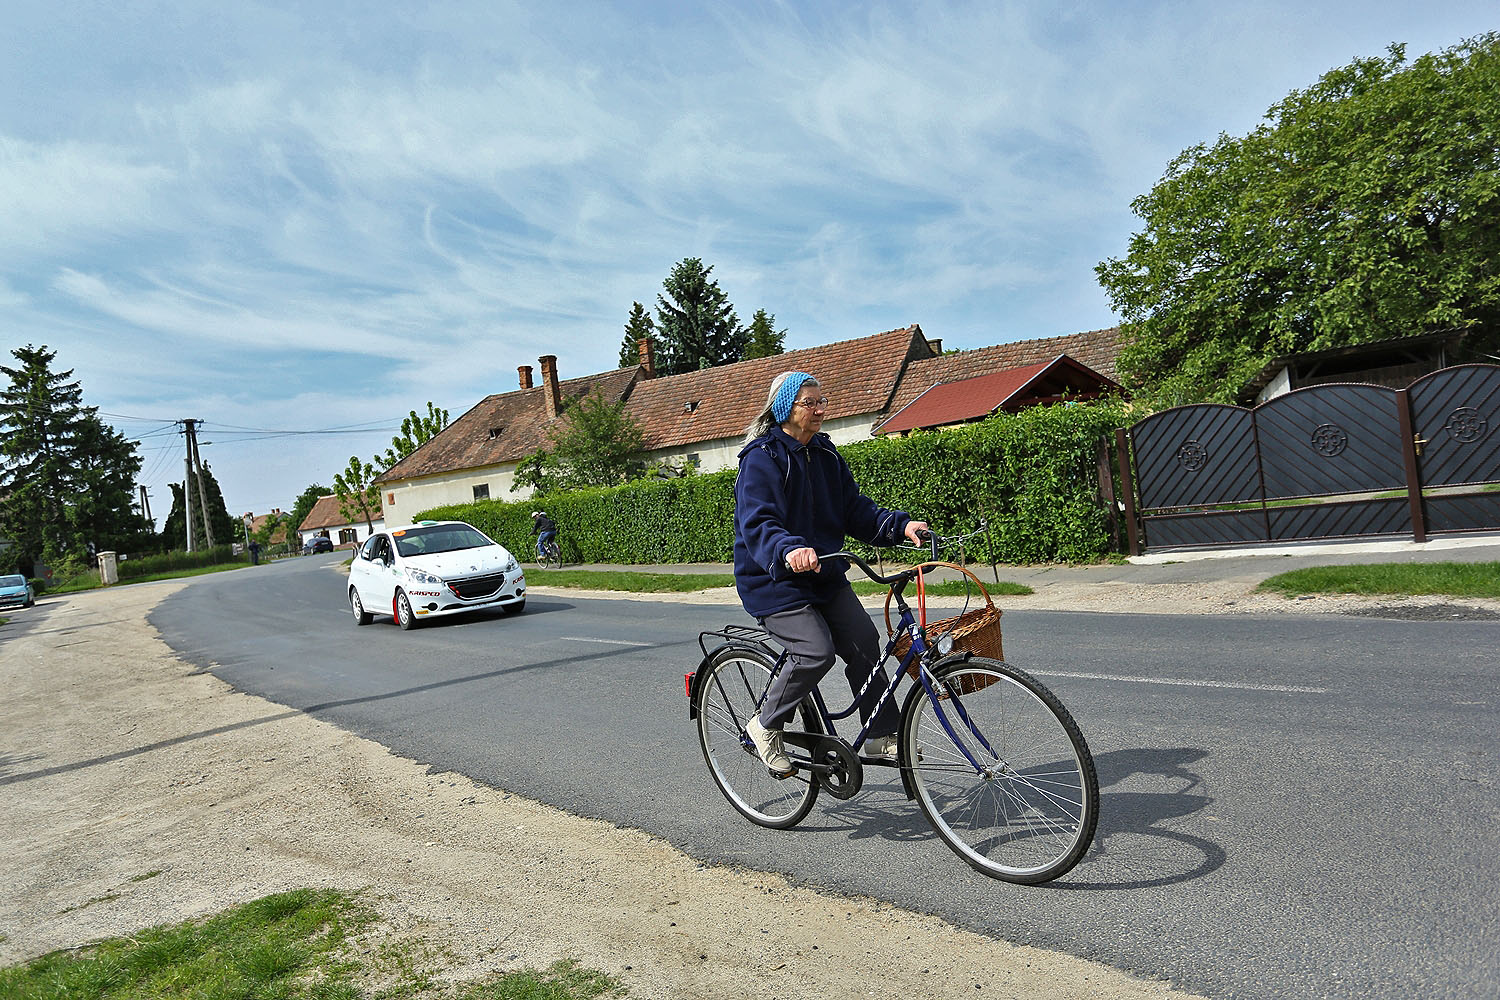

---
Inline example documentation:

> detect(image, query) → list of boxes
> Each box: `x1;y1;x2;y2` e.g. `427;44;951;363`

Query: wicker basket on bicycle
884;562;1004;693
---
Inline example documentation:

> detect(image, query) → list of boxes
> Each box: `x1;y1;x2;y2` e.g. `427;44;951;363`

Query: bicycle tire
900;656;1098;884
695;644;820;829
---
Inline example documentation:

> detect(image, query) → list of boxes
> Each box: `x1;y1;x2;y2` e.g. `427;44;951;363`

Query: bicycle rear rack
697;623;780;661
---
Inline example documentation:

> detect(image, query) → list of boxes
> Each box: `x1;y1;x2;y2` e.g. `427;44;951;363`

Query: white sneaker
746;715;794;777
867;733;899;761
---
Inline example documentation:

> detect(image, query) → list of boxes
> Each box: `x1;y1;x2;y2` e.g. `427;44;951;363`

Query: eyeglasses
793;396;830;411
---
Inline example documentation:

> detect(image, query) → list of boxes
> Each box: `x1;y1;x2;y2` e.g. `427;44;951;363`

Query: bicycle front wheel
695;645;819;829
901;657;1098;884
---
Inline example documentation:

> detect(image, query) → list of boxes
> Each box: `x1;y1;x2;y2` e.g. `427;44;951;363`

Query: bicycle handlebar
791;521;987;587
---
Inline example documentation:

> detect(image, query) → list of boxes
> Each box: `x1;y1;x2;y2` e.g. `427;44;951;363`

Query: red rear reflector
684;672;695;698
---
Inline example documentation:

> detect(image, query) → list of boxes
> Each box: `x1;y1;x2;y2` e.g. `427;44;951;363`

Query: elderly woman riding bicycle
733;371;928;777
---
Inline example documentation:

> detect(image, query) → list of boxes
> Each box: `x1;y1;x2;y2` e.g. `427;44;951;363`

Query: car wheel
502;599;526;615
395;589;419;630
350;587;372;626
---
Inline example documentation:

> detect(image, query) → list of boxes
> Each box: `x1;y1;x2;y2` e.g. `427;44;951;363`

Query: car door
358;534;400;612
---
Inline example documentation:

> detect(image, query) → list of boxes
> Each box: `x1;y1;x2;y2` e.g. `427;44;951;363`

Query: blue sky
3;1;1494;525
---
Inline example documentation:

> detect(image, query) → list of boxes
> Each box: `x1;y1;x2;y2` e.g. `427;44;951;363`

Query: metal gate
1116;364;1500;552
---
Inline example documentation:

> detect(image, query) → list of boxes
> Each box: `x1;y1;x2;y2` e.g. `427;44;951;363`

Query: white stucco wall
643;415;878;474
381;463;520;523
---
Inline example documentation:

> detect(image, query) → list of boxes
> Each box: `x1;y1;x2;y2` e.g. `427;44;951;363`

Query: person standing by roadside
732;371;928;777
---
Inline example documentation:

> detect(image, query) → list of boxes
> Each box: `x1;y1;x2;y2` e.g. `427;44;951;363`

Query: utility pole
183;422;195;553
138;485;153;525
186;420;215;547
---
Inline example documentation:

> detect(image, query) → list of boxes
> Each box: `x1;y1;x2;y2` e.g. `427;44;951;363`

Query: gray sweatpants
757;584;901;738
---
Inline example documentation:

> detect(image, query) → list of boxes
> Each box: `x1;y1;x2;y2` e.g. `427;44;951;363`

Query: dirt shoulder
0;581;1215;999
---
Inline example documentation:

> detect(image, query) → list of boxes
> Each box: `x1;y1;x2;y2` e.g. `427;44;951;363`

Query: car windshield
393;524;494;558
0;575;24;587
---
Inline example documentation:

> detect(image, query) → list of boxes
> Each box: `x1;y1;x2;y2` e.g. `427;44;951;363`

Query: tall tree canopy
288;483;330;540
333;456;382;532
1096;34;1500;406
743;308;787;360
377;402;449;471
0;344;148;571
160;465;236;552
618;301;655;368
654;258;747;375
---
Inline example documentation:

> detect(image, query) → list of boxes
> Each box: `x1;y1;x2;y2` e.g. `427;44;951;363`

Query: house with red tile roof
374;351;651;521
371;325;1124;513
875;327;1122;435
296;494;385;549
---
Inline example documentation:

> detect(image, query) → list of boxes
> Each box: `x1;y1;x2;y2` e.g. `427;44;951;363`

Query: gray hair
744;372;821;444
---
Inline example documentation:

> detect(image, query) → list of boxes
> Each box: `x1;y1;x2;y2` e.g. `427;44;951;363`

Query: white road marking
1030;669;1329;694
559;635;653;647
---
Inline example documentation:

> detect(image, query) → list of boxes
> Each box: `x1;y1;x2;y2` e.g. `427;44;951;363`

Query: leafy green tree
1096;34;1500;406
618;301;655;368
743;308;787;360
288;483;330;538
333;456;382;532
654;258;747;374
0;345;86;569
377;402;449;471
511;389;647;494
158;465;236;551
70;414;152;554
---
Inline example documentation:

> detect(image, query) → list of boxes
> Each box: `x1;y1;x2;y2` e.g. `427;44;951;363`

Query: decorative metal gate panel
1119;363;1500;552
1126;404;1262;549
1409;364;1500;534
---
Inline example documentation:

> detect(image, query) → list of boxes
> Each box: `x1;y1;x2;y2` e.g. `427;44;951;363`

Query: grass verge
0;888;624;1000
48;562;249;595
1255;561;1500;599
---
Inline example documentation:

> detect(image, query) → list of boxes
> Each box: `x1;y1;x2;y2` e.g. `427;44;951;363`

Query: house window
488;426;505;439
686;453;700;468
387;493;395;506
473;483;490;501
683;400;700;413
338;528;358;545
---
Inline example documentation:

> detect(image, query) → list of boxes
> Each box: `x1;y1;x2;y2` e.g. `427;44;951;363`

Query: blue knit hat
771;372;816;423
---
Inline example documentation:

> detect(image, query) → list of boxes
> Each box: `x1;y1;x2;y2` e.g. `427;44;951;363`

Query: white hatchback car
348;520;526;630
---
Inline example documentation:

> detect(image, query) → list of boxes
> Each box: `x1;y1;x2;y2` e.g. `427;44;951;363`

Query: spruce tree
618;301;655;368
654;258;747;375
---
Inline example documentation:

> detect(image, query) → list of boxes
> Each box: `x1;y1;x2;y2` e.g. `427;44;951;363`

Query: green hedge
118;545;243;580
416;399;1130;565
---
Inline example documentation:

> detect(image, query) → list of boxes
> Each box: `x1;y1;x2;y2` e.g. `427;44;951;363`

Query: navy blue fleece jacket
733;427;911;619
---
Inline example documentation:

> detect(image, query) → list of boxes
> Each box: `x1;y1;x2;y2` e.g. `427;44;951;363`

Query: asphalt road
152;553;1500;1000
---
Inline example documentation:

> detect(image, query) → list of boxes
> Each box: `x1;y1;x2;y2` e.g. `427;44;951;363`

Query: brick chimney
927;338;943;355
637;337;655;377
539;355;561;419
518;365;533;390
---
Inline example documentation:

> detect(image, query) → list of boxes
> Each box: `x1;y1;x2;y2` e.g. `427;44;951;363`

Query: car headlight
405;566;444;587
503;556;518;573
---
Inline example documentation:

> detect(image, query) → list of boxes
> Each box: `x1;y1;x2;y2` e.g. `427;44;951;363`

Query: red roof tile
876;354;1121;434
885;326;1123;419
376;366;644;483
624;326;931;450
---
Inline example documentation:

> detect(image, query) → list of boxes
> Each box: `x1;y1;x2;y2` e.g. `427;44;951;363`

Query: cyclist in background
531;510;557;559
734;371;928;777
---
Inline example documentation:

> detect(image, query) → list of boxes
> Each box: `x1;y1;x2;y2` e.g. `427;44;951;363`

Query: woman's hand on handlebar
904;520;930;546
786;546;820;573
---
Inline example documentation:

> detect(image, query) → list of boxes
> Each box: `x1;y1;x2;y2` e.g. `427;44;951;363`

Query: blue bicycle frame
705;553;999;776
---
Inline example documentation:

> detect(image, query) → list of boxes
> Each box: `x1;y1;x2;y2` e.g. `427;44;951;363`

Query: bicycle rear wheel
900;657;1098;884
542;541;562;570
695;645;819;829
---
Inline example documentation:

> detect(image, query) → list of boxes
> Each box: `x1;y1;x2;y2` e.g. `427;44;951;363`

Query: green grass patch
526;569;736;592
49;562;250;595
0;890;625;1000
1256;562;1500;599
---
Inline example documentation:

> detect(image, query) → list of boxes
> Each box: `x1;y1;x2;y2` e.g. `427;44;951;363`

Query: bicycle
686;526;1099;884
536;536;563;570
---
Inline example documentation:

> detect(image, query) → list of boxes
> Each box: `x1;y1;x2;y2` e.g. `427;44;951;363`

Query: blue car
0;574;35;609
